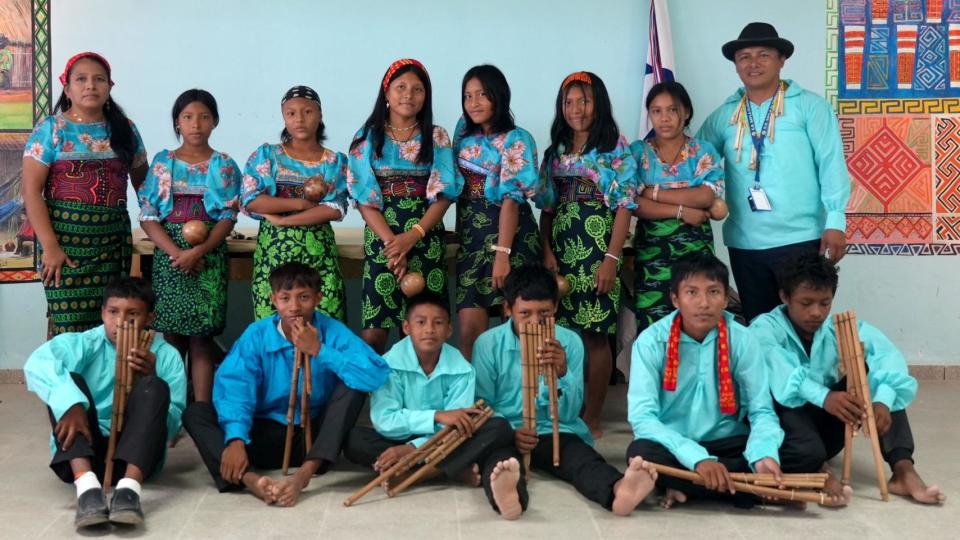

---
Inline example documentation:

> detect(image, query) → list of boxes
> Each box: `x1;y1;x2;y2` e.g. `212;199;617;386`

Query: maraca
182;220;209;246
556;274;572;297
707;198;728;220
303;176;328;203
400;272;425;297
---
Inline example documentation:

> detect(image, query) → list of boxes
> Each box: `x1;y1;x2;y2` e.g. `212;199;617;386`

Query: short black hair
778;252;839;296
460;64;516;136
645;81;694;128
269;262;321;293
404;291;451;319
670;252;729;294
503;264;559;305
172;89;220;139
103;276;156;312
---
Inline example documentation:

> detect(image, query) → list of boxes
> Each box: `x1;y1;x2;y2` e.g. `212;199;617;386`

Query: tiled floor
0;381;954;539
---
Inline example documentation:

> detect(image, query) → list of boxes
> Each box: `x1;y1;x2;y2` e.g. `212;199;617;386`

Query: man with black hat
698;22;850;323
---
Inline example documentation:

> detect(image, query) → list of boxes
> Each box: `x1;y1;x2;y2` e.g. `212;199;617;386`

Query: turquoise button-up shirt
750;305;917;411
371;337;475;448
697;80;850;250
628;310;783;470
473;319;592;445
24;325;187;458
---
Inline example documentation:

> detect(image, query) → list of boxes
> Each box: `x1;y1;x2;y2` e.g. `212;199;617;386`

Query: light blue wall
1;1;956;367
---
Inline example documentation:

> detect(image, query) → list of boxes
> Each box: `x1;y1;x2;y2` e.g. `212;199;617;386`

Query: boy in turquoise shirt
344;292;520;518
25;277;187;529
627;253;785;509
473;264;658;517
751;252;944;504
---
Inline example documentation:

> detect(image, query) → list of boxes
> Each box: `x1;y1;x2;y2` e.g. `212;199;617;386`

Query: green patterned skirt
551;199;620;334
633;218;714;330
455;197;541;312
361;195;447;329
151;221;228;337
41;200;131;335
251;220;346;321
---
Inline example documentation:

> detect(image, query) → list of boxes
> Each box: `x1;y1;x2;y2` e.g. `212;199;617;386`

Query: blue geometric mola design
867;55;891;89
892;0;923;23
840;0;867;24
915;25;947;91
870;26;890;54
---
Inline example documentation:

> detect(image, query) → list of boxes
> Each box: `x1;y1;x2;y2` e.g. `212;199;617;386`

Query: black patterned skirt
633;218;714;330
251;220;346;321
41;199;131;335
151;220;229;337
361;174;448;329
550;176;620;334
455;168;541;312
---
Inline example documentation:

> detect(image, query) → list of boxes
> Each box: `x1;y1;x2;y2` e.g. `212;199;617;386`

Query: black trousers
182;380;365;492
727;239;819;323
776;389;915;472
531;433;624;510
344;417;526;513
627;435;757;507
48;372;170;485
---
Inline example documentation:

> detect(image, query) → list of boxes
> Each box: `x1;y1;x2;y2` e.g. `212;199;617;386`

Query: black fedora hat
722;22;794;61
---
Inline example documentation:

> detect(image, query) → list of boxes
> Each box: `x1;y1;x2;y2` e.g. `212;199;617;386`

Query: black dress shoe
74;487;109;529
108;487;144;526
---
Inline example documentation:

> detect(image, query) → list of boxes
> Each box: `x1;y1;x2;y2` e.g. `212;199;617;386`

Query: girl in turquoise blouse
137;89;240;402
453;64;546;360
242;86;349;322
630;82;725;331
347;59;458;354
540;71;639;437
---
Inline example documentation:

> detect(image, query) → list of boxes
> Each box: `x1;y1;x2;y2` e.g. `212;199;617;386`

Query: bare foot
584;418;604;440
612;457;658;516
242;473;276;505
273;474;310;507
490;458;523;520
660;488;687;509
456;463;481;487
819;471;853;507
888;461;946;504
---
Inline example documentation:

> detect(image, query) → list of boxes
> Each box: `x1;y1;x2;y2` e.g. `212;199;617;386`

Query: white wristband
490;245;512;255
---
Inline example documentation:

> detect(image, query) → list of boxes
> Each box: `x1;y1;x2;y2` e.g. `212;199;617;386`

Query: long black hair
543;72;619;163
54;56;138;168
645;81;694;128
171;89;220;140
460;64;515;136
349;63;434;164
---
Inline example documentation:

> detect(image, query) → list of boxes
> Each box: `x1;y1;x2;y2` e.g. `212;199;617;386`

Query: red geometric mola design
935;117;960;212
936;215;960;241
847;126;926;207
846;214;933;243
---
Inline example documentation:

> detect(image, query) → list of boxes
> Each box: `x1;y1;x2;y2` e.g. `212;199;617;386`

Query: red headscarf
59;52;114;87
382;58;427;93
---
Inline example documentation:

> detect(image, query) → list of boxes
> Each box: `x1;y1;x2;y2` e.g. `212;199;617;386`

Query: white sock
74;471;100;498
116;477;142;497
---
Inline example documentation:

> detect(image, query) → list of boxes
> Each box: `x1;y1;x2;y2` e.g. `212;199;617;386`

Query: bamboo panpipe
283;348;313;475
543;319;560;467
834;311;890;501
650;463;829;504
104;320;154;491
343;400;492;507
519;318;561;473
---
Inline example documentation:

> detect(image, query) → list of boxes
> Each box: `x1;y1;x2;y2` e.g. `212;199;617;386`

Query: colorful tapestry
828;0;960;255
0;0;50;282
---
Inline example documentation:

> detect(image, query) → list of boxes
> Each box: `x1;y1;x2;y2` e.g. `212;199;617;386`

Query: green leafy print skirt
632;218;714;330
251;220;346;321
151;221;228;337
455;197;541;312
361;195;447;329
551;199;620;334
42;200;131;335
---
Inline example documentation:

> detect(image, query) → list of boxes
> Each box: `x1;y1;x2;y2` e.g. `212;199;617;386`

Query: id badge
748;187;772;212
